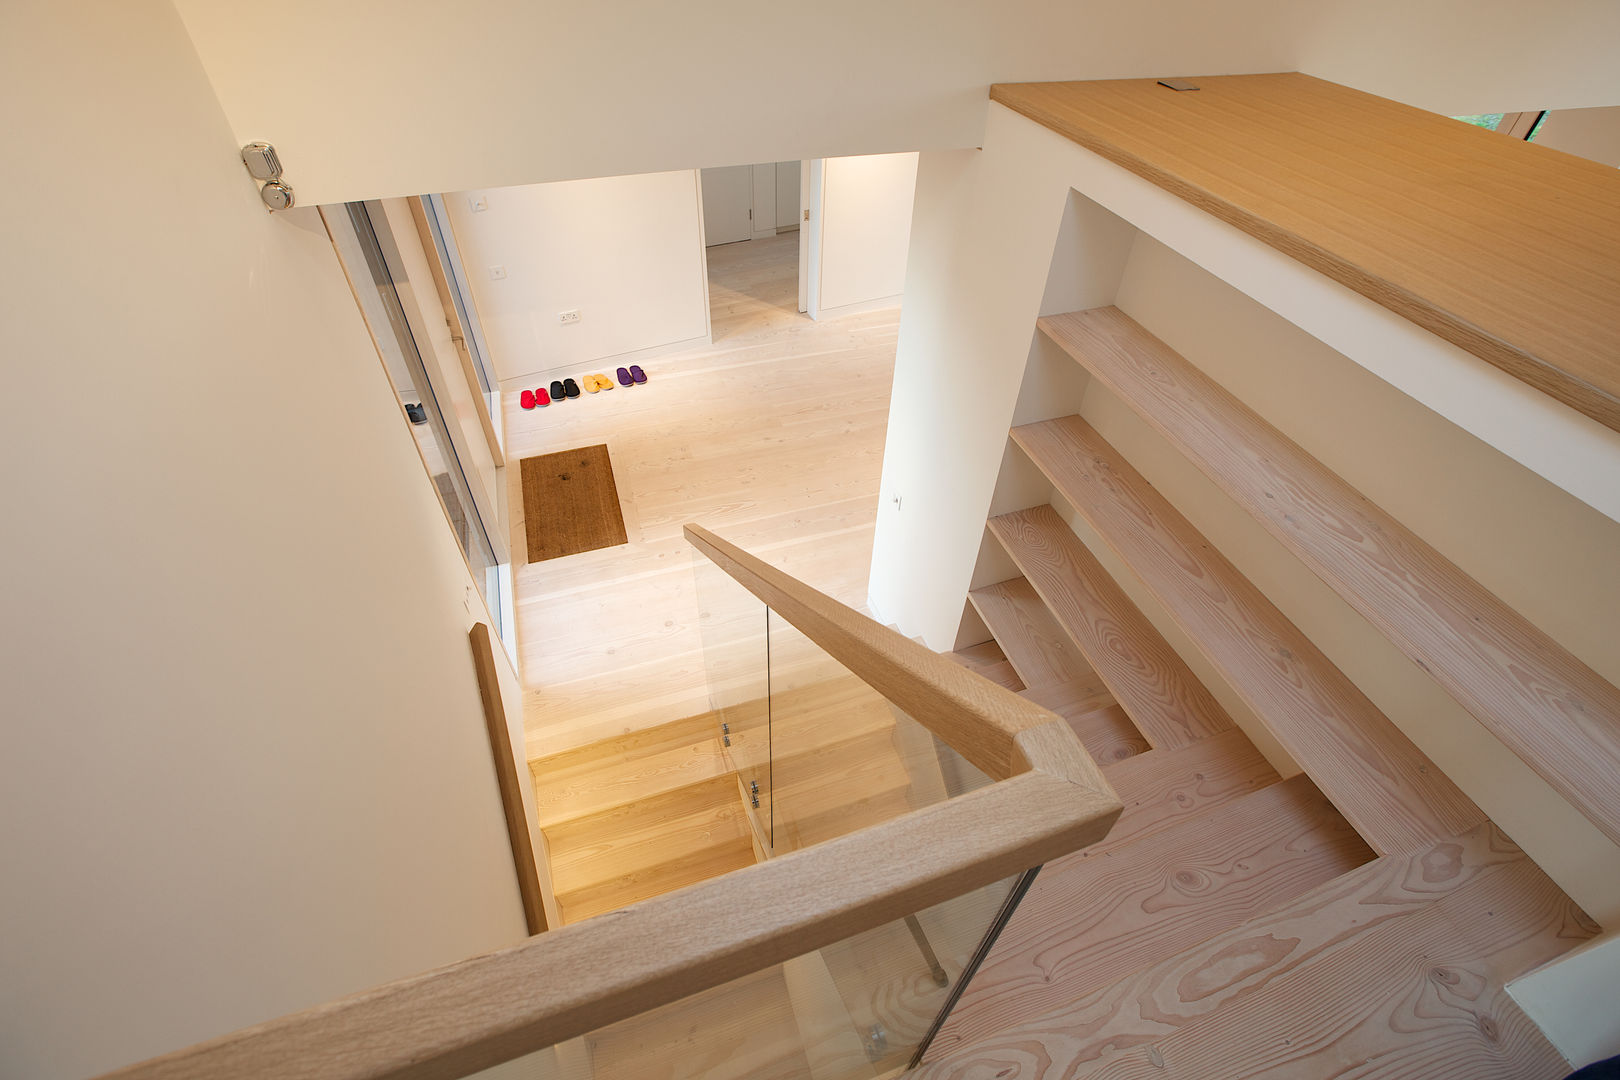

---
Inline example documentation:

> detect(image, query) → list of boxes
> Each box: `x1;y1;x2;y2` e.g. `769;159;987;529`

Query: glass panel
419;194;503;446
692;553;771;840
336;201;506;640
765;608;994;856
1454;112;1505;131
453;868;1027;1079
686;557;1042;1072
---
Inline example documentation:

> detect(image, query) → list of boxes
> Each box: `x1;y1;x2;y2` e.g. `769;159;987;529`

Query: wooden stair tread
588;962;814;1080
917;822;1594;1078
1019;676;1115;720
768;687;899;748
781;787;917;851
770;724;916;850
970;577;1109;696
947;641;1026;691
1096;728;1279;853
556;832;757;925
1042;304;1620;849
528;710;717;777
546;773;751;884
1054;702;1149;766
988;507;1234;752
530;731;731;829
771;726;905;792
1010;421;1486;855
930;773;1374;1050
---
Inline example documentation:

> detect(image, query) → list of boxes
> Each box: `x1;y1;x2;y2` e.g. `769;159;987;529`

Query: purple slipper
629;365;647;384
616;367;632;387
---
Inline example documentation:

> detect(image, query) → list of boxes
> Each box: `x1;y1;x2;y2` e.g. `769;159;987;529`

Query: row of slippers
520;365;648;409
518;367;644;409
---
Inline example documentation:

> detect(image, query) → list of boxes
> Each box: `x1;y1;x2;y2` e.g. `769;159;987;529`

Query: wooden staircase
531;715;757;926
907;306;1606;1077
529;673;940;925
527;290;1610;1070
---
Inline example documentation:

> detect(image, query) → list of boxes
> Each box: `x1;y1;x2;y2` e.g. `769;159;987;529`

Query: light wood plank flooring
503;232;897;757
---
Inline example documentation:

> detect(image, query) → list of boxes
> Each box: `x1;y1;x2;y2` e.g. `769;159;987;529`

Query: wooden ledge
992;74;1620;433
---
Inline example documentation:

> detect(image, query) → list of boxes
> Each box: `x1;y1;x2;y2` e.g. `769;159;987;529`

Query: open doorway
700;162;804;341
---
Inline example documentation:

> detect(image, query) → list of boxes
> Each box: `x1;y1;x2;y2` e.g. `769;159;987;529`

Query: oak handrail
469;623;548;935
97;527;1120;1080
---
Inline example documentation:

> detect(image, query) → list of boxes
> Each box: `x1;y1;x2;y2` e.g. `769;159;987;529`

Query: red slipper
535;386;551;406
520;388;536;409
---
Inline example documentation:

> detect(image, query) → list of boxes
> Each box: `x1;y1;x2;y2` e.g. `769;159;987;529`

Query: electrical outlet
488;265;506;280
560;310;581;325
469;194;489;212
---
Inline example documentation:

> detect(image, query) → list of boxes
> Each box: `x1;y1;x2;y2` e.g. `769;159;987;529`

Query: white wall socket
560;310;581;325
469;194;488;212
488;265;506;280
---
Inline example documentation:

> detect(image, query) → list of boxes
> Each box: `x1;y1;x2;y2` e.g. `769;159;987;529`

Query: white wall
168;0;1620;205
446;172;710;385
1537;105;1620;167
0;2;532;1076
815;153;919;314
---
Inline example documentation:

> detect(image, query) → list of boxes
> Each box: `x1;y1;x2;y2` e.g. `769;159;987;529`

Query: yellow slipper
591;372;613;391
583;374;602;393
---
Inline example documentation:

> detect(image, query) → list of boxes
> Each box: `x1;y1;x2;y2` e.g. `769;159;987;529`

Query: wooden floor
504;232;897;757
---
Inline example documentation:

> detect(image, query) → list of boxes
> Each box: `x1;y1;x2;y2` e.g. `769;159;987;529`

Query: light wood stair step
771;727;916;851
547;774;757;925
545;773;750;886
929;773;1374;1052
766;676;900;746
783;786;916;852
946;640;1026;692
528;710;718;779
970;576;1111;699
1095;728;1280;853
1049;702;1147;766
1018;670;1144;764
587;962;815;1080
916;821;1596;1079
1043;304;1620;849
987;507;1234;752
1009;419;1487;855
529;714;729;829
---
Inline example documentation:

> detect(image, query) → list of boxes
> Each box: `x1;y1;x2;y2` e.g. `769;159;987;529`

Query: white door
700;166;753;246
800;159;823;317
775;162;800;229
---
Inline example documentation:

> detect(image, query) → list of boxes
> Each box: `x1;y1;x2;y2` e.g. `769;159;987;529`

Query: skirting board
817;294;903;321
498;333;712;390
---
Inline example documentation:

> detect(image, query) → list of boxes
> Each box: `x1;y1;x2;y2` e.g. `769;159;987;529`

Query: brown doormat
520;444;629;563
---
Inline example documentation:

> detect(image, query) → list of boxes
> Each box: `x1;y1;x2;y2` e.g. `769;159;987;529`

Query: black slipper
550;380;565;402
564;378;581;399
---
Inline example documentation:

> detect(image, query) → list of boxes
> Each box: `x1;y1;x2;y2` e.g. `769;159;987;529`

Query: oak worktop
992;73;1620;434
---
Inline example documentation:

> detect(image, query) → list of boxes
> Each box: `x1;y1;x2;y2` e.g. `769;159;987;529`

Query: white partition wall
448;171;711;385
0;3;532;1076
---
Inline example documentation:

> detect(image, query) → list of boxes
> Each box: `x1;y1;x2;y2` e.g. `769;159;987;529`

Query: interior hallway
503;232;898;759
